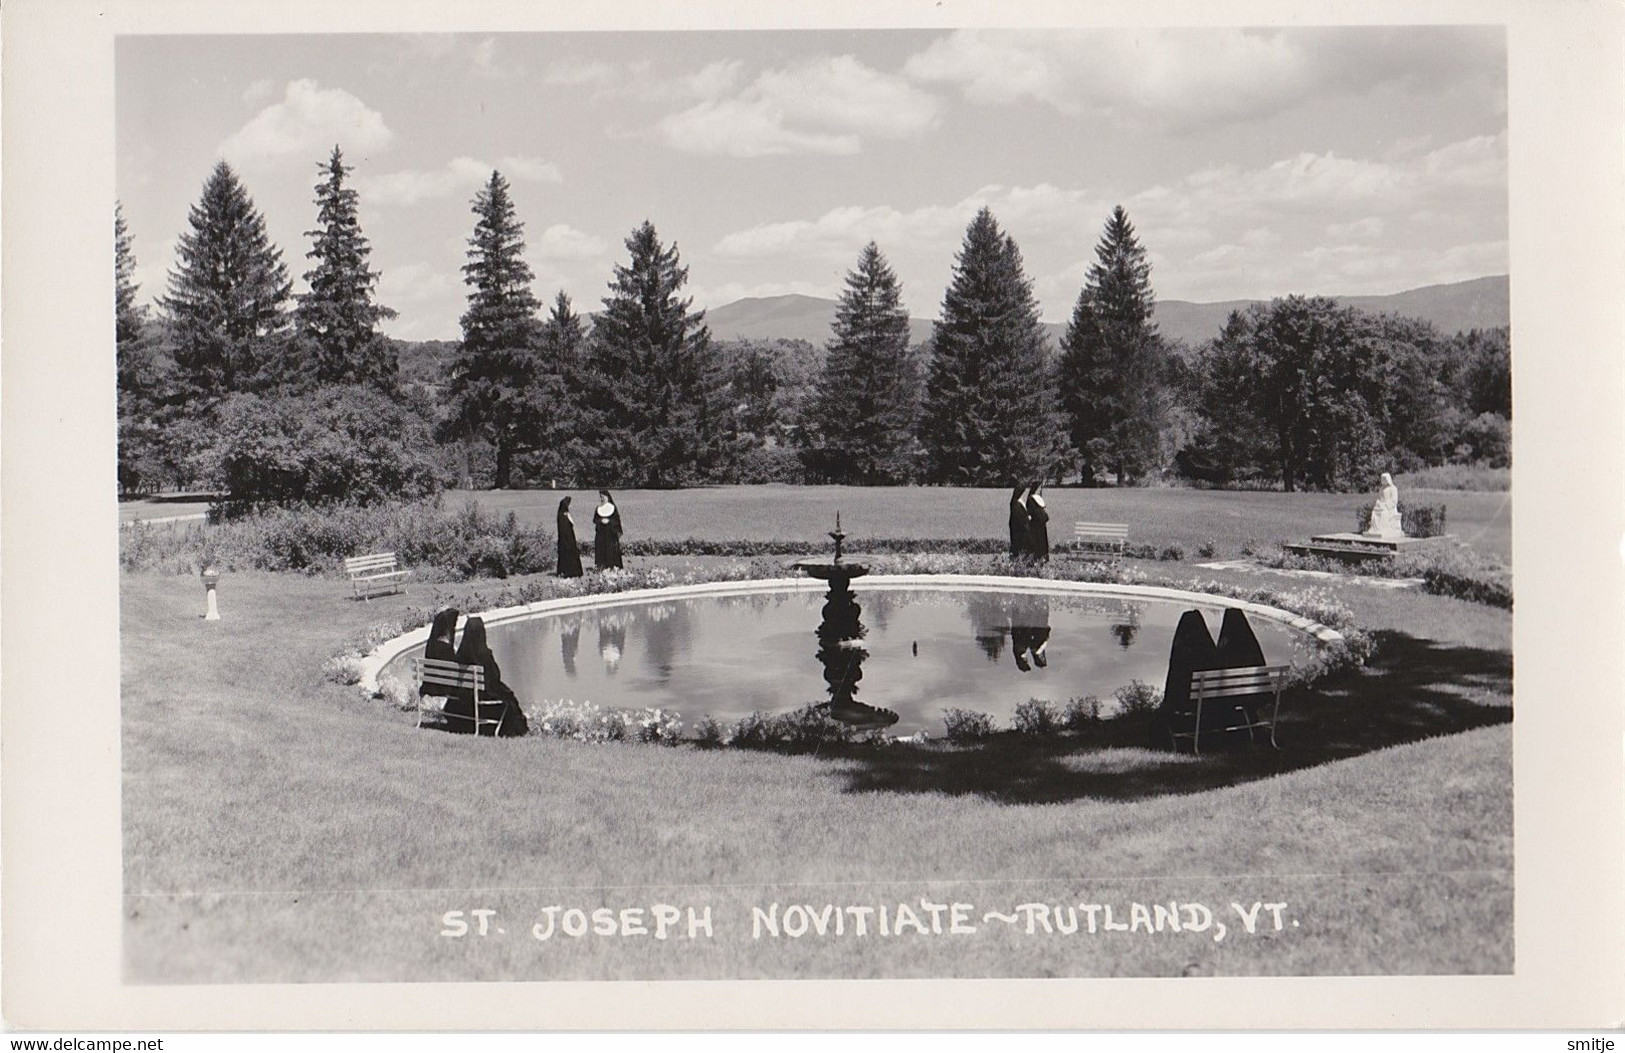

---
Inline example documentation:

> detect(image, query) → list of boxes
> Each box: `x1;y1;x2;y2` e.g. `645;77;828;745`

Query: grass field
452;484;1514;563
122;485;1513;982
119;483;1513;564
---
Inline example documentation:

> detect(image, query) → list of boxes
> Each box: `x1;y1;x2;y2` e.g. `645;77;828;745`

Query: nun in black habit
1009;486;1031;559
1154;609;1220;748
1024;482;1051;562
454;616;530;737
1215;607;1272;721
420;608;474;733
593;490;624;571
556;496;584;578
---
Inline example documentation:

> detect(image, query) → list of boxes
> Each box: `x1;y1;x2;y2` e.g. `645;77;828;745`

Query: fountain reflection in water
794;514;898;729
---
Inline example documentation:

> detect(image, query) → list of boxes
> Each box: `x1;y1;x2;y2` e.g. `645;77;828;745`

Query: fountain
795;514;897;729
793;511;867;582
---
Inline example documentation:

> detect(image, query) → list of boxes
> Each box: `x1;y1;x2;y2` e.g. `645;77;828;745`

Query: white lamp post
201;565;221;621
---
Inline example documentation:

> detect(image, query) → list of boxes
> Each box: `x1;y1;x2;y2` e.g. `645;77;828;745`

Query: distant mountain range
704;275;1510;349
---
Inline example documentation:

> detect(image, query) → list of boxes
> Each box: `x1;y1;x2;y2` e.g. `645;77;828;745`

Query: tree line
116;148;1510;504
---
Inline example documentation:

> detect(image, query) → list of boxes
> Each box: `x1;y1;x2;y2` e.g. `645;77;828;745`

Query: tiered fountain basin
362;576;1344;738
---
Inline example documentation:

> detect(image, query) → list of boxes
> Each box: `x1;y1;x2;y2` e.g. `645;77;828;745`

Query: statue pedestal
1284;532;1455;563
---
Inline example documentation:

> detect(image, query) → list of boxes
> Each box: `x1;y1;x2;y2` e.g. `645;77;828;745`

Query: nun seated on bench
1155;608;1288;754
415;608;529;737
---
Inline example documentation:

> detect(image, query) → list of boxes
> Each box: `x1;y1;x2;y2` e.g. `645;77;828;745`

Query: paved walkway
120;511;208;527
1193;559;1424;590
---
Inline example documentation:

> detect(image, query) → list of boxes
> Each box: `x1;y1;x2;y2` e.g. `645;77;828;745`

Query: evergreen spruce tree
918;208;1064;485
580;221;731;486
160;161;292;401
541;290;588;388
296;145;398;389
116;202;169;494
116;201;144;346
1059;205;1167;485
446;171;548;489
515;291;588;485
806;242;919;484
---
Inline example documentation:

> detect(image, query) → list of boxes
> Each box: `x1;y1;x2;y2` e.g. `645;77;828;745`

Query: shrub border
356;573;1346;695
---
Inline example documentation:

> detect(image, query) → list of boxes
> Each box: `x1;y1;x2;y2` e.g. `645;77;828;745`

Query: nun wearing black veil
1215;607;1271;720
420;608;474;733
593;490;624;571
1154;609;1220;748
454;616;530;737
556;496;584;578
1024;482;1050;562
1008;485;1031;559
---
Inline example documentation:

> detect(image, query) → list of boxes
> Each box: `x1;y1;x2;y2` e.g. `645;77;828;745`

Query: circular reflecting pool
384;584;1316;737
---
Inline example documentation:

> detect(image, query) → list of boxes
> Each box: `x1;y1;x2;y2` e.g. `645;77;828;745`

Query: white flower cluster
530;698;684;744
322;652;366;686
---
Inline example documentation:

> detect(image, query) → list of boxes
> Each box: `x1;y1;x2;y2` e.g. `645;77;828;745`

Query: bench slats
345;553;399;571
345;552;410;600
1193;669;1283;687
416;664;485;691
1072;522;1129;556
412;658;500;732
1169;663;1289;755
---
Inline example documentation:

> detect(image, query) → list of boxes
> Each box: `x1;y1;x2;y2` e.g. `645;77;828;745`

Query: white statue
1365;472;1404;539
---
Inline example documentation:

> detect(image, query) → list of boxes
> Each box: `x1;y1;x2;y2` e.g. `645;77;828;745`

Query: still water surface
392;586;1309;737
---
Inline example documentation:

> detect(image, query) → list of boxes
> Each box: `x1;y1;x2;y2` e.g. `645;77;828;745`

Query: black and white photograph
4;0;1623;1033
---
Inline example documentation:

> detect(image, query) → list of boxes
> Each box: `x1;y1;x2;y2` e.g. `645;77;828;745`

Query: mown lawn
122;490;1513;982
451;484;1513;563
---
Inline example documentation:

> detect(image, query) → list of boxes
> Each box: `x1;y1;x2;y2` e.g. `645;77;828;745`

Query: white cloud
376;261;454;305
906;29;1312;128
708;131;1505;318
1126;131;1507;238
1120;134;1506;300
531;224;608;261
714;183;1102;262
242;78;278;106
364;155;561;207
130;236;178;310
660;55;941;157
905;27;1504;130
543;58;622;89
1168;237;1508;302
220;79;394;163
1421;132;1506;189
683;60;745;100
1326;217;1387;241
712;184;1118;322
498;156;564;183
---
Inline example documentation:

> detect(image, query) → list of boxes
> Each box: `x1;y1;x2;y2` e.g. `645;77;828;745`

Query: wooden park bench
412;657;503;734
344;552;410;601
1072;522;1130;556
1167;664;1290;756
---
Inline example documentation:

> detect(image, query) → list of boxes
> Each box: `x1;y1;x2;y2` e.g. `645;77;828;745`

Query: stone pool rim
357;574;1346;694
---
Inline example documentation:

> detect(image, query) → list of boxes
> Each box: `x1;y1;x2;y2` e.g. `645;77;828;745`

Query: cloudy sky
117;27;1507;342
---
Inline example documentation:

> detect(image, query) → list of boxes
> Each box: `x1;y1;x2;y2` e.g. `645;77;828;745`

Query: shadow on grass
815;629;1512;804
